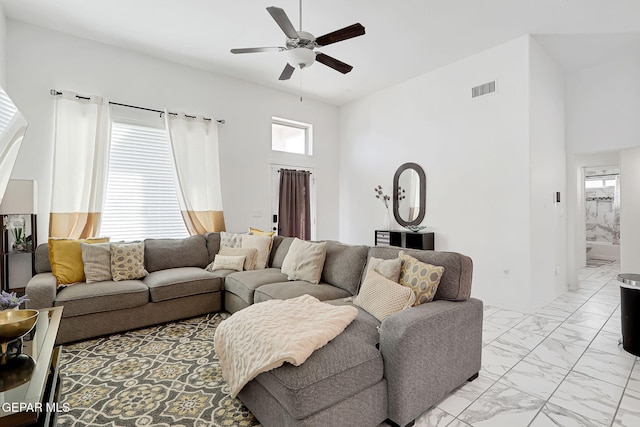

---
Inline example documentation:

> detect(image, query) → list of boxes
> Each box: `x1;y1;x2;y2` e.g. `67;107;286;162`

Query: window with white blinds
100;121;188;241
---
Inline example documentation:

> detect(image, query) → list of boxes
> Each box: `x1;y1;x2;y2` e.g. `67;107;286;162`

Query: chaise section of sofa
26;235;224;344
223;238;369;312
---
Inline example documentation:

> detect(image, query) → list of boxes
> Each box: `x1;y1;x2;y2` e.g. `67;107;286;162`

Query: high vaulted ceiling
2;0;640;105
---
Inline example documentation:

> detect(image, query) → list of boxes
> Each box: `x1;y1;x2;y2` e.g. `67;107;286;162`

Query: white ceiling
2;0;640;105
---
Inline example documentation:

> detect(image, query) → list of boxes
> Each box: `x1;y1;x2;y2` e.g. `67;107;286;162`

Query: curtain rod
49;89;225;124
278;168;312;175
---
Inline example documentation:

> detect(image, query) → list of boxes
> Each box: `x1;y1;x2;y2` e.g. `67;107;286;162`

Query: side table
0;306;64;427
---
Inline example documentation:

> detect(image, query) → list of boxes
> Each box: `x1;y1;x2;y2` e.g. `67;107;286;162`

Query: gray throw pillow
81;242;112;283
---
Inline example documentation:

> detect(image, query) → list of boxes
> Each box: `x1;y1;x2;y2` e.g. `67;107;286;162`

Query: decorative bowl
0;354;35;390
0;309;39;347
405;225;427;232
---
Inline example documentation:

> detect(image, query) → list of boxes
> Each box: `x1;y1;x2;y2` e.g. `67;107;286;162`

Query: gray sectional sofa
25;233;482;427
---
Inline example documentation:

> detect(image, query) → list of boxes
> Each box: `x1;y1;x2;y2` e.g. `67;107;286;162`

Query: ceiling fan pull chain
300;70;303;102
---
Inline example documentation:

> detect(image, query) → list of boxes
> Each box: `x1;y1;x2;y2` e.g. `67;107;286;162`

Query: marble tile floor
412;261;639;427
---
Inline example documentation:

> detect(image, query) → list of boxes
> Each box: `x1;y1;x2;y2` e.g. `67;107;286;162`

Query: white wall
620;147;640;273
339;36;534;310
0;5;5;87
5;21;341;244
528;38;567;308
566;54;640;286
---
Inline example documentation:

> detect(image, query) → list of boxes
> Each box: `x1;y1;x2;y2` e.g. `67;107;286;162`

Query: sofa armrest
25;273;58;310
379;298;483;427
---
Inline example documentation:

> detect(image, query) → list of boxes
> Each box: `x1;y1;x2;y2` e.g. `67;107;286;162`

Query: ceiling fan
230;1;365;81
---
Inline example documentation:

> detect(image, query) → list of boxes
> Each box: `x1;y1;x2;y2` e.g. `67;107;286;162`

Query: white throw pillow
366;256;402;283
354;269;416;321
280;238;327;285
210;255;246;272
218;246;258;270
241;234;273;269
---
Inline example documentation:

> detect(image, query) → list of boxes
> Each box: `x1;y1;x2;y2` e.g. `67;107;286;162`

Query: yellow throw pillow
49;237;110;286
398;251;445;306
249;226;275;237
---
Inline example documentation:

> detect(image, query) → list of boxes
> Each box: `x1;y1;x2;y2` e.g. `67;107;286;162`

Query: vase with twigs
374;185;392;230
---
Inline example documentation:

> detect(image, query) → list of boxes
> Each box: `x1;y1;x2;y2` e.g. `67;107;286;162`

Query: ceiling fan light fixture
286;47;315;69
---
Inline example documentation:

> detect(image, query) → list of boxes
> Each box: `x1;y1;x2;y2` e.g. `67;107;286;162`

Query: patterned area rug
57;314;260;427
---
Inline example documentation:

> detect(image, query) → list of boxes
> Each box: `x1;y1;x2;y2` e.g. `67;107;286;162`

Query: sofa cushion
34;244;52;273
367;247;473;301
54;280;148;317
253;281;351;304
144;235;208;273
321;241;369;296
143;267;223;302
253;306;383;419
224;269;289;305
205;232;221;263
269;236;294;268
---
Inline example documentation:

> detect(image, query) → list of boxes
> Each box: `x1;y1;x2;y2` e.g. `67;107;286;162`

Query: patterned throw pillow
354;269;416;321
398;251;445;306
220;232;244;248
366;257;402;283
110;241;148;281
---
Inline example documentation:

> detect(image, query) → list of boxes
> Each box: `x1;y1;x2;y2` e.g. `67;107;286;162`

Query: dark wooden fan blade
315;23;365;46
267;6;299;39
279;63;295;80
315;53;353;74
231;47;284;54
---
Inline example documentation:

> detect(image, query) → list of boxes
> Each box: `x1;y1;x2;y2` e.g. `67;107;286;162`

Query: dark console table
0;306;64;427
375;230;434;250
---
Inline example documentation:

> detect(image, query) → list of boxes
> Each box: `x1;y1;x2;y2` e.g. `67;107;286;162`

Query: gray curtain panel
278;169;311;239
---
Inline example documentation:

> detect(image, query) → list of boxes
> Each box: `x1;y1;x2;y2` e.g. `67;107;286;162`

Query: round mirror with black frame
393;162;426;229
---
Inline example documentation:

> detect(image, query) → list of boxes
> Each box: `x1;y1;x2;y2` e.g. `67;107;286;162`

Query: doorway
584;166;620;265
270;163;316;240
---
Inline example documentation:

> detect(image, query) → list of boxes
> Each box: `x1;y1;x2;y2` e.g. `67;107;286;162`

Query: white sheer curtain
0;87;28;206
165;112;225;234
50;92;111;238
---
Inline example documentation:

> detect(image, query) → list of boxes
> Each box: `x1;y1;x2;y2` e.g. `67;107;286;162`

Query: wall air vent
471;81;496;98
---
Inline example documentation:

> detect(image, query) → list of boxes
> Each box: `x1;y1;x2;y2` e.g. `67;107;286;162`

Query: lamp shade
0;179;37;214
286;48;315;69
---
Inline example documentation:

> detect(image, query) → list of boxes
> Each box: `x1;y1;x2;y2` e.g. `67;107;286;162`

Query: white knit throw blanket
214;294;359;398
